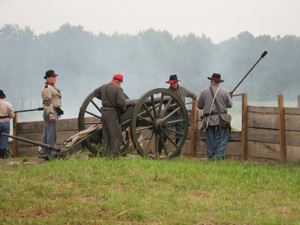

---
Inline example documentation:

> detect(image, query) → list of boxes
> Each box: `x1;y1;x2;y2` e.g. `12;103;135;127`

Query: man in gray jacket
41;70;62;155
94;74;126;158
159;74;198;156
197;73;233;160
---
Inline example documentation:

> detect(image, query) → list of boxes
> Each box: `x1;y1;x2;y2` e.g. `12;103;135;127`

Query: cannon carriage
2;88;189;160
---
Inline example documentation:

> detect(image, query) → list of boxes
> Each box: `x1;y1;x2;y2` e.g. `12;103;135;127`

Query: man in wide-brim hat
40;70;63;156
197;73;233;160
0;90;14;158
158;74;198;156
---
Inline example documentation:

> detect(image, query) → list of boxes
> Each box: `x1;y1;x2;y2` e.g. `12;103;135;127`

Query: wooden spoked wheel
78;91;130;156
130;88;188;159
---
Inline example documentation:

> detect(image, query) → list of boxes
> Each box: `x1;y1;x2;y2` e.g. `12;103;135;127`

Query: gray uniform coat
94;82;126;157
197;84;233;126
40;82;62;154
169;85;197;103
41;83;62;118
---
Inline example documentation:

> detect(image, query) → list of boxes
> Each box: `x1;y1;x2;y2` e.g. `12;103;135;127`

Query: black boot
0;149;7;158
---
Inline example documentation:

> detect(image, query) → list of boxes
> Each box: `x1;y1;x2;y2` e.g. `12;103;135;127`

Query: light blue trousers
41;111;58;154
206;125;229;160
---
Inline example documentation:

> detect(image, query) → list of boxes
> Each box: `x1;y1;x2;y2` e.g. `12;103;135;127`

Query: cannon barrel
125;96;171;108
1;132;61;151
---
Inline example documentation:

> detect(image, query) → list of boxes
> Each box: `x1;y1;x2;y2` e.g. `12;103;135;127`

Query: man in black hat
94;74;126;158
0;90;14;158
40;70;63;155
159;74;198;156
197;73;233;160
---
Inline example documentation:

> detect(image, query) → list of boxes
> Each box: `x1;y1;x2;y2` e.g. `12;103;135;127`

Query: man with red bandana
159;74;197;156
40;70;62;155
94;74;126;157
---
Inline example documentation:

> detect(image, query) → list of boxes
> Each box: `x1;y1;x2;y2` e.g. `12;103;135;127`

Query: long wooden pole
12;112;18;157
241;93;248;160
190;101;198;157
278;94;287;163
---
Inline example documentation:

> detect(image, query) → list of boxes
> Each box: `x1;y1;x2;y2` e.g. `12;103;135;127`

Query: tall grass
0;156;299;224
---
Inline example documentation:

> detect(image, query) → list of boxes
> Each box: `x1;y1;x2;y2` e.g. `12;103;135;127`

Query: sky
0;0;300;43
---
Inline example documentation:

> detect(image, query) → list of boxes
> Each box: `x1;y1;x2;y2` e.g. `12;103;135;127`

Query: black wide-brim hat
208;73;224;83
0;90;6;99
166;74;181;84
44;70;58;79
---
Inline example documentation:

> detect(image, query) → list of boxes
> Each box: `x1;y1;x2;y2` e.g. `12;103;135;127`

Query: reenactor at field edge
40;70;63;155
159;74;198;156
0;90;14;158
94;74;126;158
197;73;233;160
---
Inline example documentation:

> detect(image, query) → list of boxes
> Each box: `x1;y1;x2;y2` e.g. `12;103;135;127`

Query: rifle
230;50;268;94
14;107;44;113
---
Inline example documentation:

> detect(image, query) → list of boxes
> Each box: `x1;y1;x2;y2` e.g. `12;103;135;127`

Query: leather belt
101;107;115;111
204;112;226;117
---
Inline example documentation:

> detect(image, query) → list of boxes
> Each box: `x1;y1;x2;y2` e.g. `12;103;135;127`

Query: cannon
2;88;189;160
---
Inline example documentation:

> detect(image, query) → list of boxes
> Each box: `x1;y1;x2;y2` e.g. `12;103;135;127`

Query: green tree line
0;23;299;118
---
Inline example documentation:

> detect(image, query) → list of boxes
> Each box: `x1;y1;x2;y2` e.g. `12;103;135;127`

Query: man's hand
49;116;55;121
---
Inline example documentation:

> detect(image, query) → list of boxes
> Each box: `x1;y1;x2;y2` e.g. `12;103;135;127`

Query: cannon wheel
130;88;189;159
78;91;130;156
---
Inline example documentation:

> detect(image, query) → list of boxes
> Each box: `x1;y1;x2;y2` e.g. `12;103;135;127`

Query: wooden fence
9;95;300;162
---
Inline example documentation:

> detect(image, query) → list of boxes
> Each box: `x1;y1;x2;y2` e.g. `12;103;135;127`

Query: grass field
1;154;300;224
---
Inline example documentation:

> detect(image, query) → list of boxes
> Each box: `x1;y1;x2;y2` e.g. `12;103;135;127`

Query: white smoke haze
0;25;299;132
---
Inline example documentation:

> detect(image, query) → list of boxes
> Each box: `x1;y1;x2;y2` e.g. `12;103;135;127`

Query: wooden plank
57;118;79;131
287;145;300;162
190;102;197;157
248;110;300;131
13;113;18;157
248;141;280;160
248;128;279;144
248;128;300;146
241;93;248;160
285;107;300;115
247;141;300;162
18;118;79;134
18;120;45;134
278;94;287;163
226;141;242;156
286;131;300;146
285;114;300;131
248;112;278;129
248;106;278;114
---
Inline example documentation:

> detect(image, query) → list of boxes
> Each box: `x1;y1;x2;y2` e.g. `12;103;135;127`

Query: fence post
298;95;300;107
190;101;198;157
12;112;18;157
241;93;248;160
278;94;287;163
